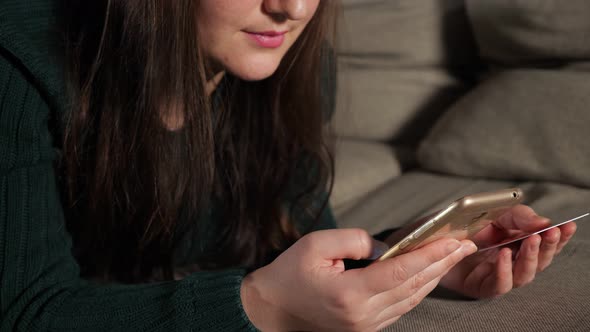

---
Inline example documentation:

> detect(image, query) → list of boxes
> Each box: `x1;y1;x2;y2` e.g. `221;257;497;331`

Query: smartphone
377;188;524;261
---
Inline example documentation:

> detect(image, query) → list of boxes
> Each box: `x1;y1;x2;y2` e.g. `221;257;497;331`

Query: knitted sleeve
0;53;257;331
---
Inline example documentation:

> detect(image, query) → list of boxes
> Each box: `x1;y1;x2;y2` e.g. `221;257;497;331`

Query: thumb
303;228;377;261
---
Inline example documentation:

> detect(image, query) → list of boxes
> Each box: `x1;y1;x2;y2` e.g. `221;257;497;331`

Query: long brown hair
60;0;337;282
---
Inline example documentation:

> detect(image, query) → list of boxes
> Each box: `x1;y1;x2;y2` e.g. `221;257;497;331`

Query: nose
263;0;309;21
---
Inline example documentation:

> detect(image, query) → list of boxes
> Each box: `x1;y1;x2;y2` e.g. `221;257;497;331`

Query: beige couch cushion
337;170;590;241
342;171;590;332
338;0;479;67
334;67;467;144
417;69;590;188
466;0;590;65
334;0;481;143
331;139;401;215
386;240;590;331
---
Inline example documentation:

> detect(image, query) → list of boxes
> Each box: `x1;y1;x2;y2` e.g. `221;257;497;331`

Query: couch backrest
416;0;590;188
333;0;483;147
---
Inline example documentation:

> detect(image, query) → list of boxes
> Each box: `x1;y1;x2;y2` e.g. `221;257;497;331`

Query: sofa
330;1;590;331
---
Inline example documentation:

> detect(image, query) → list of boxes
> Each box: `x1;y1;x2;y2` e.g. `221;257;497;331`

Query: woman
0;0;576;331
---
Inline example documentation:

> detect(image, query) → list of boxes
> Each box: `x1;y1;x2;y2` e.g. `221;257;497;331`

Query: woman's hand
240;228;477;331
440;205;577;299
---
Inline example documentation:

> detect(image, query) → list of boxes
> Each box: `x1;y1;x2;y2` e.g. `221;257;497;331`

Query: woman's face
197;0;320;81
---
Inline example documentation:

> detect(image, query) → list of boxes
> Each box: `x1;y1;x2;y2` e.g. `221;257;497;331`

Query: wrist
240;272;266;330
241;268;300;331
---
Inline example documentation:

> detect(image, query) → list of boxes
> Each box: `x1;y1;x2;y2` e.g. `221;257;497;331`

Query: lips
244;30;287;49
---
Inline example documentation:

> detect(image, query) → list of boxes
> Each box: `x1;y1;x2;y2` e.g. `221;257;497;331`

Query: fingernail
446;240;461;254
540;217;551;226
461;241;478;255
369;240;390;260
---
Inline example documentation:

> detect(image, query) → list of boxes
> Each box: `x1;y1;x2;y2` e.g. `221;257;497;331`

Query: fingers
374;276;442;330
470;223;506;247
440;220;574;301
556;222;577;255
302;228;374;261
512;222;576;281
358;239;476;294
495;205;551;233
458;248;513;298
376;315;401;331
537;227;560;271
513;235;541;287
467;225;572;299
491;248;514;296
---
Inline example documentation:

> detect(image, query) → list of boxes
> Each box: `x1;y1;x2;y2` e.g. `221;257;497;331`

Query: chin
225;54;283;81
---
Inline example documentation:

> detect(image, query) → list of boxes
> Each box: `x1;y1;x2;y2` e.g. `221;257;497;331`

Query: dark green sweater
0;0;336;330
